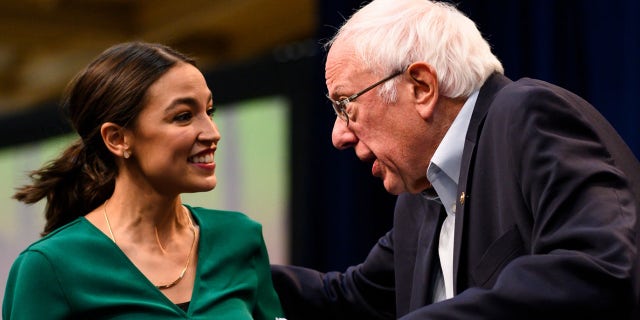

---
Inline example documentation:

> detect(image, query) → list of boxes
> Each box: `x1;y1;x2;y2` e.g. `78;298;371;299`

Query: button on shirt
425;90;478;302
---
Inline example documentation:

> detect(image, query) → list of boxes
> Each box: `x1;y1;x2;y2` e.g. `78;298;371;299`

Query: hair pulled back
13;42;195;236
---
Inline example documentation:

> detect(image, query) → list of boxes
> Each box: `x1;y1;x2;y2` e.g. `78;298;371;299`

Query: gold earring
123;150;130;159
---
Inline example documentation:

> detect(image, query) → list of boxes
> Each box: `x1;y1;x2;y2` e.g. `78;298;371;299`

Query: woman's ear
100;122;130;159
407;62;439;120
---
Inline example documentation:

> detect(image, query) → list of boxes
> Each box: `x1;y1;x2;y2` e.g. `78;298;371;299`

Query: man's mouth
371;159;382;178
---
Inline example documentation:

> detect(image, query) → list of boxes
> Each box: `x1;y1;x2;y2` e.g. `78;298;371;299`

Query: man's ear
407;62;439;120
100;122;130;158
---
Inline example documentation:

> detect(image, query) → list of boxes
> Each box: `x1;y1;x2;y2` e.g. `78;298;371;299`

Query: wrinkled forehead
325;42;367;92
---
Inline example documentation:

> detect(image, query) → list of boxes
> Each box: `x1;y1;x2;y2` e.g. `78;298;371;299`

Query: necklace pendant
155;268;186;290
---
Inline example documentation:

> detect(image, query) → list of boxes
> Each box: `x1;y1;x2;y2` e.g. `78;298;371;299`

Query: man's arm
271;230;396;320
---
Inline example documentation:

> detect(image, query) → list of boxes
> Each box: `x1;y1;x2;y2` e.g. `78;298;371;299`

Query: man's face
325;44;433;195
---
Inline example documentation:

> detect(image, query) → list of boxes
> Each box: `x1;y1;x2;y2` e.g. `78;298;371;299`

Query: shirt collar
425;90;479;211
428;90;479;184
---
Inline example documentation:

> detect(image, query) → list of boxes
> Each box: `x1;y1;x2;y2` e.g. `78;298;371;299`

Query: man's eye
340;100;353;111
174;112;193;122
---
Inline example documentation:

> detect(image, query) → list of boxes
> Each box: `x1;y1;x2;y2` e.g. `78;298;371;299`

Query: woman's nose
198;117;221;145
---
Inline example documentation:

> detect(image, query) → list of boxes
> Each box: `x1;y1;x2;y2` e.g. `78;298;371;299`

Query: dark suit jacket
272;74;640;319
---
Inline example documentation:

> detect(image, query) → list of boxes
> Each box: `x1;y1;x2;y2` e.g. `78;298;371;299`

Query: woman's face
126;62;221;196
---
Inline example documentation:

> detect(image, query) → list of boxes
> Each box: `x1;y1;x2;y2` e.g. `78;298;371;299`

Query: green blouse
3;205;285;320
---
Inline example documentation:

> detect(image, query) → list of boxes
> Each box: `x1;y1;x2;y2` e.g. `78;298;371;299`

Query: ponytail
13;138;116;236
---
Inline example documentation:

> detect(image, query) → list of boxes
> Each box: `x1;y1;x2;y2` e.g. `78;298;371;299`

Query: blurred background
0;0;638;299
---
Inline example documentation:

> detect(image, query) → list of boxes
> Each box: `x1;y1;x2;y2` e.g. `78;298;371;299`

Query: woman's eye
206;107;216;118
174;112;193;122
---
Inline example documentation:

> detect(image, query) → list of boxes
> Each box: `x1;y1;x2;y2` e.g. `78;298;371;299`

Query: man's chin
381;179;406;195
381;179;432;195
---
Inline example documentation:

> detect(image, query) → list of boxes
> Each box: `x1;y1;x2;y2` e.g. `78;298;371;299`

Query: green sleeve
3;251;71;320
252;231;285;320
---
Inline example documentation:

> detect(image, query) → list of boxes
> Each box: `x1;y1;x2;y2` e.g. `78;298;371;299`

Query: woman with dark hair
2;42;284;319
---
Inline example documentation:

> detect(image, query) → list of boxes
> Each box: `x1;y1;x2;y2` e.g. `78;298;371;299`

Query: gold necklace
103;199;197;290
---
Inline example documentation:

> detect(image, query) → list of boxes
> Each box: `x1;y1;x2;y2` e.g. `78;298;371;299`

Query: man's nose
331;117;357;150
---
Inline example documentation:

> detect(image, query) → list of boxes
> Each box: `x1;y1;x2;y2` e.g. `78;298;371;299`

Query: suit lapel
452;73;512;293
409;201;446;309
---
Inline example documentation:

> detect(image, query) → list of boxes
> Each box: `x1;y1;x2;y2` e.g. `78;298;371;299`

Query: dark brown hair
13;42;196;236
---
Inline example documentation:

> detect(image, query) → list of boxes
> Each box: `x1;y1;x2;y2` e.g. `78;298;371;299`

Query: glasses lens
330;100;345;120
327;95;349;125
336;102;348;122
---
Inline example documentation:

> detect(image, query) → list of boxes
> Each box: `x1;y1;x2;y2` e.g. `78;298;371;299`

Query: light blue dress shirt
426;90;479;302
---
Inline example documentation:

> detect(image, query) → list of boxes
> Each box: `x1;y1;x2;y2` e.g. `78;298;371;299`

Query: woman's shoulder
186;205;261;229
185;205;267;255
9;218;105;277
25;218;92;251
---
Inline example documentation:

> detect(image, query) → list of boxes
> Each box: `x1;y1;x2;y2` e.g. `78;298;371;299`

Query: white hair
326;0;504;101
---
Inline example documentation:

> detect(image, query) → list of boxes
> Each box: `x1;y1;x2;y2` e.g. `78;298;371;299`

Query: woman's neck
104;183;189;249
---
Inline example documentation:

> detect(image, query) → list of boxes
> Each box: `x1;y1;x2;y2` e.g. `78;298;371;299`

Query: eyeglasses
327;69;405;126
